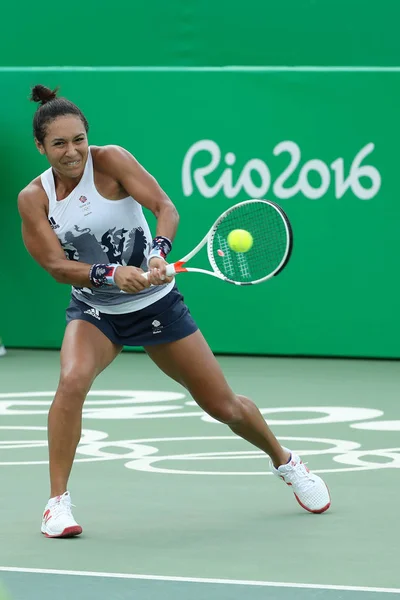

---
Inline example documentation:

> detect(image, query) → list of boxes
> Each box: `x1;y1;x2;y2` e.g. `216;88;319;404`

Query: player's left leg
147;329;288;466
145;330;331;514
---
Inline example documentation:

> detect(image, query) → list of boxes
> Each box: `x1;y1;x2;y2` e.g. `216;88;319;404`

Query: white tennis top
41;148;173;313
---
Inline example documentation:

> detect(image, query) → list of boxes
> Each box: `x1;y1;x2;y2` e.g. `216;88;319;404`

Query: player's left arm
95;145;178;284
95;145;179;241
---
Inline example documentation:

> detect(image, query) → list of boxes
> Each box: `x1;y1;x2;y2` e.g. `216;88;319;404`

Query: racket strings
211;202;290;283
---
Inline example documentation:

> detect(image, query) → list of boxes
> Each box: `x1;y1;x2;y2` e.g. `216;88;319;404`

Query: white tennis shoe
41;491;82;538
271;450;331;514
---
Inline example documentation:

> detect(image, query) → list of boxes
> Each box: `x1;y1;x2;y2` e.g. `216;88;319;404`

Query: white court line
0;567;399;594
1;66;400;72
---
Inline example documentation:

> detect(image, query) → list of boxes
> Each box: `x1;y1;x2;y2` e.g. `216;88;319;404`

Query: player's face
35;115;89;179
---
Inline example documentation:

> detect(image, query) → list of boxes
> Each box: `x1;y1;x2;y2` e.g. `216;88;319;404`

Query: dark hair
30;84;89;144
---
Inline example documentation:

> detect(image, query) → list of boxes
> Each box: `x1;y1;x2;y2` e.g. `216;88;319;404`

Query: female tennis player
18;85;330;538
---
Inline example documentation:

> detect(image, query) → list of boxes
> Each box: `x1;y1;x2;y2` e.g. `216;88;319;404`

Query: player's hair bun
30;85;59;105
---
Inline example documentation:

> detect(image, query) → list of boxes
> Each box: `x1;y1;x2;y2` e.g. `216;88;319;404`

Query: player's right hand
113;266;151;293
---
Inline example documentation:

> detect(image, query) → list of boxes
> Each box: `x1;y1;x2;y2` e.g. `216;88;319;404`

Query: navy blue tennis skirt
65;286;198;347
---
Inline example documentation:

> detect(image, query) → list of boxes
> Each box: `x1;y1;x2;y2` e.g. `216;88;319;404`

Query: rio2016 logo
182;140;382;201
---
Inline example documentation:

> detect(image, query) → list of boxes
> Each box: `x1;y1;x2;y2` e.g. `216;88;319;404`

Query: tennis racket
146;199;293;286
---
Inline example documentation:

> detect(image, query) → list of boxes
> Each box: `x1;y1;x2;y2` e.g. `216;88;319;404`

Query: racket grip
142;263;177;280
165;264;176;276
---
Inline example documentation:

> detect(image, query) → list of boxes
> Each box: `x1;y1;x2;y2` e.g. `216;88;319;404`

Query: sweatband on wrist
148;235;172;261
89;264;119;288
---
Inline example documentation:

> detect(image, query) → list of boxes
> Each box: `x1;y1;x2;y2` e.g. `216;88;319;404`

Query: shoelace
283;462;316;493
48;496;75;519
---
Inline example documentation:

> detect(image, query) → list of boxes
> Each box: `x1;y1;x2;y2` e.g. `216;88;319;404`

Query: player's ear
34;138;46;155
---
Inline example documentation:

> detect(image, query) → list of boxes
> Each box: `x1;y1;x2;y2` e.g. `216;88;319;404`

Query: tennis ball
227;229;253;253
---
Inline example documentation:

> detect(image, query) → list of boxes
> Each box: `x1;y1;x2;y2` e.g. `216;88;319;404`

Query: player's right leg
41;320;122;538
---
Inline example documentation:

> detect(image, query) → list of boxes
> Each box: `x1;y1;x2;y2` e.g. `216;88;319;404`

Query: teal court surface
1;349;400;599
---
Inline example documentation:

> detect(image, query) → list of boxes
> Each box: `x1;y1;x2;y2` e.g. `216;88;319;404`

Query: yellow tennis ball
227;229;253;253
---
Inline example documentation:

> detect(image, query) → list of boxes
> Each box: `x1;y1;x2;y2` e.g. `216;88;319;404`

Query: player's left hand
147;257;174;286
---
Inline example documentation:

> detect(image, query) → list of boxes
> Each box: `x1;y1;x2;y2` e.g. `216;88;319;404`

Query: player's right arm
17;182;149;292
18;182;95;287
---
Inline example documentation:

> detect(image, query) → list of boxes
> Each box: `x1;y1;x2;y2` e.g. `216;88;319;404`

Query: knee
202;393;242;424
56;368;94;406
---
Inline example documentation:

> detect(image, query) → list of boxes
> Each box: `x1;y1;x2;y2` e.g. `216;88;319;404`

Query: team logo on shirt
79;195;92;216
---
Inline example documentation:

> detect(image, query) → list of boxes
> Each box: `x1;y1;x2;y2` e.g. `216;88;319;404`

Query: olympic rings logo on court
0;390;399;473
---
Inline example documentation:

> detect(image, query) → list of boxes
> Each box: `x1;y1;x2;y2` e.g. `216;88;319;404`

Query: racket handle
142;263;177;280
166;264;176;276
